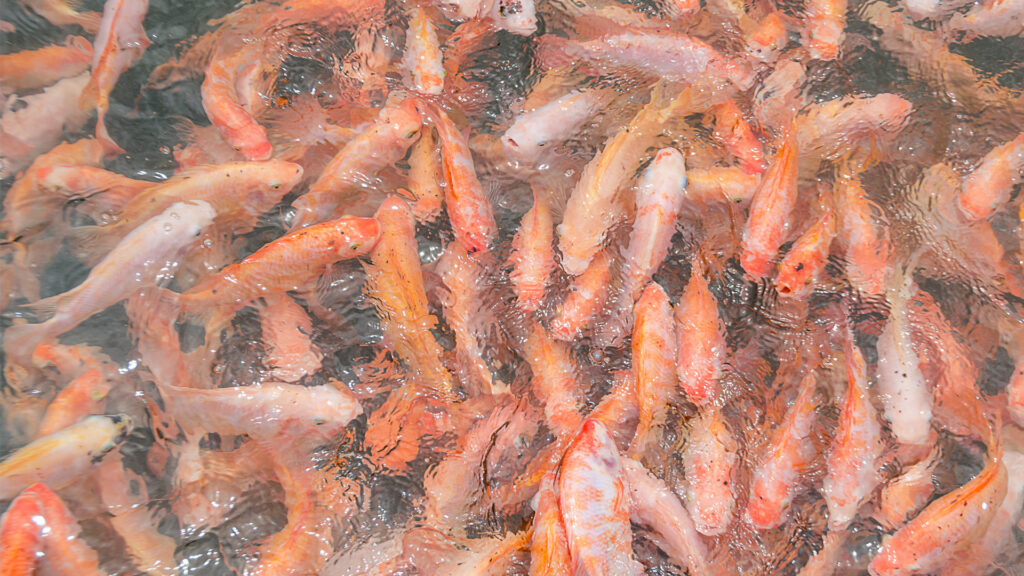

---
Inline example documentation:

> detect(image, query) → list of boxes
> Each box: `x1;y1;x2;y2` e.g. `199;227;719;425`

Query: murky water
2;0;1024;574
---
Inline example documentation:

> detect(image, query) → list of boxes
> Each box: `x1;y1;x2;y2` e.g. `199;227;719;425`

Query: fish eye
272;183;281;190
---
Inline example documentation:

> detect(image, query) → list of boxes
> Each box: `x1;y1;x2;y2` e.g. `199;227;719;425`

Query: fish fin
68;223;122;266
96;110;126;156
24;293;66;321
2;321;51;366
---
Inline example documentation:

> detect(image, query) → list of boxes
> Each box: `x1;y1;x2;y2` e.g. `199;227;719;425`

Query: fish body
36;368;112;436
747;373;818;529
956;133;1024;222
628;283;677;456
622;148;687;302
559;419;645;576
509;189;555;313
675;259;728;406
823;340;884;529
5;201;215;364
182;214;379;311
502;90;602;165
425;101;497;253
740;133;798;280
685;406;738;535
551;250;611;341
0;415;131;500
836;172;889;296
0;483;103;576
803;0;847;60
201;48;273;161
0;37;93;93
292;99;421;229
364;197;454;398
258;294;322;383
81;0;151;152
529;472;572;576
403;7;444;95
876;280;933;446
708;100;766;174
949;0;1024;38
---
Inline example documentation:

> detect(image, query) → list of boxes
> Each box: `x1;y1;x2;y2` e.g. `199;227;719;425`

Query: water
2;0;1024;574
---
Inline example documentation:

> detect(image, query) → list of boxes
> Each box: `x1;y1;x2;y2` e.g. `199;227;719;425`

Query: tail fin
3;321;51;367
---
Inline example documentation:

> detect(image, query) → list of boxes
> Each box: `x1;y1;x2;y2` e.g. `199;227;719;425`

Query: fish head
244;161;304;214
385;99;424;145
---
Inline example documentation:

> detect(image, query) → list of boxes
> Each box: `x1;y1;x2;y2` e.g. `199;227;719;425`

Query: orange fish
628;283;677;456
551;250;612;341
292;98;422;229
823;335;884;530
685;405;738;535
869;428;1007;575
403;6;444;95
675;258;728;406
803;0;847;60
0;483;103;576
180;215;379;315
436;239;497;396
36;368;112;437
523;322;584;435
0;36;92;93
746;373;819;530
559;419;646;576
530;471;572;576
740;132;799;280
421;100;497;253
835;170;889;296
80;0;151;153
201;47;273;161
258;293;322;383
707;99;766;175
776;206;835;298
509;188;555;313
956;132;1024;222
364;197;454;398
407;126;444;222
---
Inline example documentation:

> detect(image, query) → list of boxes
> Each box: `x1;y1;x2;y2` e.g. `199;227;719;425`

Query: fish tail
96;110;126;156
2;322;51;367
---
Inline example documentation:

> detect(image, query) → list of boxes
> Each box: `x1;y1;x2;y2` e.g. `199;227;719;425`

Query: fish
291;98;421;229
868;424;1007;575
421;100;498;253
628;283;677;456
875;447;940;530
200;46;274;162
406;126;444;222
364;197;454;399
36;165;156;224
523;322;584;435
822;335;884;530
177;214;379;335
684;167;760;205
403;6;444;95
36;367;112;437
0;73;92;179
529;471;572;576
4;200;216;364
0;36;93;93
156;381;362;443
707;99;766;175
80;0;151;153
1;138;106;242
621;457;710;576
875;277;934;446
558;419;646;576
550;250;612;341
835;170;890;296
746;373;819;529
795;93;913;167
536;24;751;89
776;206;835;298
955;133;1024;222
0;414;132;500
20;0;101;32
684;405;738;536
0;483;103;575
69;160;302;265
258;293;323;383
436;239;497;396
802;0;846;60
621;148;687;303
509;188;555;313
502;90;603;165
740;132;799;280
675;257;728;406
949;0;1024;39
